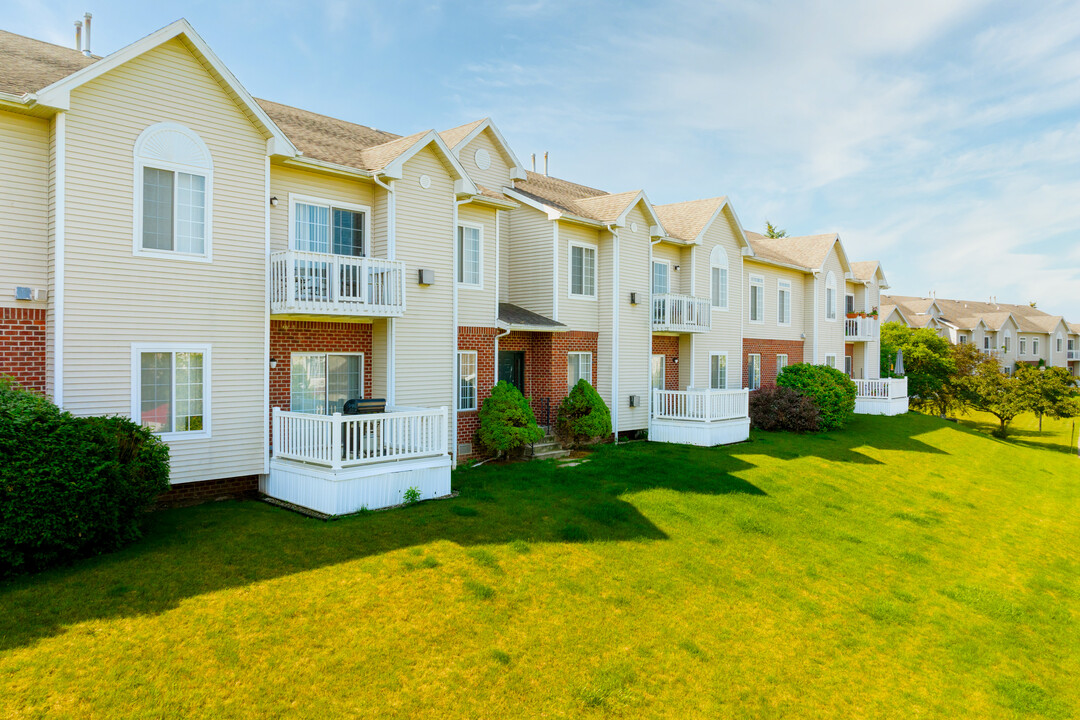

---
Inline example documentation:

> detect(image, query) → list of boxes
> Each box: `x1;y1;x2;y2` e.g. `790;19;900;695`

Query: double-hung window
292;197;367;256
747;354;761;390
458;351;478;411
652;261;670;295
568;352;593;387
710;353;727;390
749;275;765;323
710;246;729;310
134;123;213;259
569;243;597;298
776;354;788;375
1056;335;1063;353
291;353;364;415
133;344;210;437
825;272;837;321
1019;337;1027;356
825;354;837;369
1032;338;1039;356
959;335;968;345
458;224;482;287
777;280;792;326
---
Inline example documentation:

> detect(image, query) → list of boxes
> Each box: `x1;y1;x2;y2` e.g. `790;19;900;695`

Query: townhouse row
881;296;1080;376
0;20;904;515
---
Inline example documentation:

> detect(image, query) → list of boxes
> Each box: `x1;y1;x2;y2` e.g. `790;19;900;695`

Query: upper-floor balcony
652;293;711;333
1068;349;1079;361
844;315;877;341
981;347;1004;360
270;251;406;318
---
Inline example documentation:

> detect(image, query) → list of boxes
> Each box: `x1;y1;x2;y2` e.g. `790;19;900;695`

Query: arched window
710;245;728;310
825;271;837;320
133;122;213;258
1003;330;1011;353
1056;333;1064;353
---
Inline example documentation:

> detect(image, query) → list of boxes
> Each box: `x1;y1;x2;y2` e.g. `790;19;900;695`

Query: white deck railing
652;388;749;422
1068;350;1079;361
854;377;908;400
272;406;448;469
270;251;406;317
844;316;877;341
652;293;711;333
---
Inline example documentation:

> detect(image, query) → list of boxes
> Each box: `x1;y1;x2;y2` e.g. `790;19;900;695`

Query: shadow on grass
735;412;952;465
0;442;762;652
957;417;1079;456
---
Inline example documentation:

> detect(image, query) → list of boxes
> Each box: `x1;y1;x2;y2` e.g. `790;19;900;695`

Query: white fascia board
502;188;564;221
614;192;665;233
383;130;478;194
282;155;372;179
450;118;526;174
34;18;298;157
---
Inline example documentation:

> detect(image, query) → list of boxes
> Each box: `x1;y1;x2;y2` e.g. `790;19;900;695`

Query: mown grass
1;413;1078;718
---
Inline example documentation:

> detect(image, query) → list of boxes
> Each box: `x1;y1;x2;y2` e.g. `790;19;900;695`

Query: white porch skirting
649;417;750;447
263;455;452;515
854;396;909;416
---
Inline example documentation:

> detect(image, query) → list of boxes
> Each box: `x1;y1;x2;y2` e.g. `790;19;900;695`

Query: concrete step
530;448;572;461
528;441;564;455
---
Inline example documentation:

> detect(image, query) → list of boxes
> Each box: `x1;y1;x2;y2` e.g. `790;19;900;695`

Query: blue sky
6;0;1080;320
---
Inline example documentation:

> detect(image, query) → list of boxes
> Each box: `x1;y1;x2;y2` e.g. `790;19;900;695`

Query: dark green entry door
498;351;525;395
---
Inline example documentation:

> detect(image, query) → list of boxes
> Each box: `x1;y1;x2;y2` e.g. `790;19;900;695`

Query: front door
498;351;525;395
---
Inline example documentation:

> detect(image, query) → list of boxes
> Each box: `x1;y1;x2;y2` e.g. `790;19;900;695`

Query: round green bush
775;363;856;430
0;377;171;576
477;381;543;457
749;386;821;432
556;379;612;446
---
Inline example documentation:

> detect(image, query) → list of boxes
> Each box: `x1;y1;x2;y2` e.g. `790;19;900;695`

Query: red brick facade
651;335;681;390
269;320;374;422
743;338;804;389
457;326;500;457
497;330;599;430
0;307;47;394
157;475;260;507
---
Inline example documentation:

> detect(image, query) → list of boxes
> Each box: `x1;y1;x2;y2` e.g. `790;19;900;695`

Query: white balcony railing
1068;350;1079;361
854;377;908;400
270;251;406;317
652;293;711;333
652;388;749;423
844;316;877;341
272;406;448;469
981;348;1004;359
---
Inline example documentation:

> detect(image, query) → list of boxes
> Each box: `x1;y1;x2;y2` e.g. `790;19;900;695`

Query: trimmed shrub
776;363;856;430
477;381;543;457
556;379;612;447
749;386;821;432
0;377;171;576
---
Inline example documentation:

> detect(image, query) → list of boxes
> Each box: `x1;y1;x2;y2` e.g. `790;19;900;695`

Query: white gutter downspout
648;236;662;428
54;112;66;408
372;173;396;405
552;220;559;321
607;223;620;442
263;155;271;473
494;210;508;381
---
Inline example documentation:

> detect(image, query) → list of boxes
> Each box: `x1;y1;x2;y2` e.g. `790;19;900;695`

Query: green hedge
776;363;856;430
0;377;170;576
477;381;543;457
556;379;611;446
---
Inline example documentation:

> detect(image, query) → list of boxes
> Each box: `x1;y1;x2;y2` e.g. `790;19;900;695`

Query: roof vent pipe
531;153;536;172
82;12;92;57
544;151;549;176
74;20;82;52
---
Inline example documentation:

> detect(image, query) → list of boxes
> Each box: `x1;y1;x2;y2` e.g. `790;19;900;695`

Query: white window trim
456;221;485;289
777;279;792;327
748;274;765;324
291;352;366;415
776;353;788;375
710;351;728;390
457;350;478;411
845;292;856;315
132;123;214;263
130;342;212;441
825;272;837;322
288;193;372;256
567;240;598;300
747;353;761;390
824;353;837;368
710;246;730;312
568;351;593;387
1032;338;1039;355
651;259;671;295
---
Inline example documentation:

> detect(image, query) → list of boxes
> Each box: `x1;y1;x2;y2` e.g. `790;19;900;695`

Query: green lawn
2;413;1078;719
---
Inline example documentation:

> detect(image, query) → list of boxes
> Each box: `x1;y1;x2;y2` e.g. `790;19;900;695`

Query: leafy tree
879;323;955;414
764;221;787;239
960;361;1027;438
1015;365;1079;433
556;379;611;446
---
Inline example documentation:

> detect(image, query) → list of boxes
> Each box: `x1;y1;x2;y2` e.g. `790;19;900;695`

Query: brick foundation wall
269;320;374;431
651;335;681;390
743;338;804;389
498;330;599;430
157;475;260;507
457;326;500;459
0;307;46;394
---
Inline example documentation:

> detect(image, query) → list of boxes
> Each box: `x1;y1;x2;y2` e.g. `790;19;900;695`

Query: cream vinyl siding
864;277;882;378
457;203;497;327
692;208;743;389
0;110;50;309
651;242;687;294
816;248;846;363
61;38;269;484
497;208;510;303
372;181;389;260
370;318;389;400
392;146;455;444
597;226;615;416
742;260;806;342
46;116;59;397
618;203;651;431
559;221;601;332
458;129;512;193
507;205;554;317
268;164;375;255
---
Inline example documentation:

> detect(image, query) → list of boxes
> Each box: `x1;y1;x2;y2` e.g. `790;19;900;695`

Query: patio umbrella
895;349;905;376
